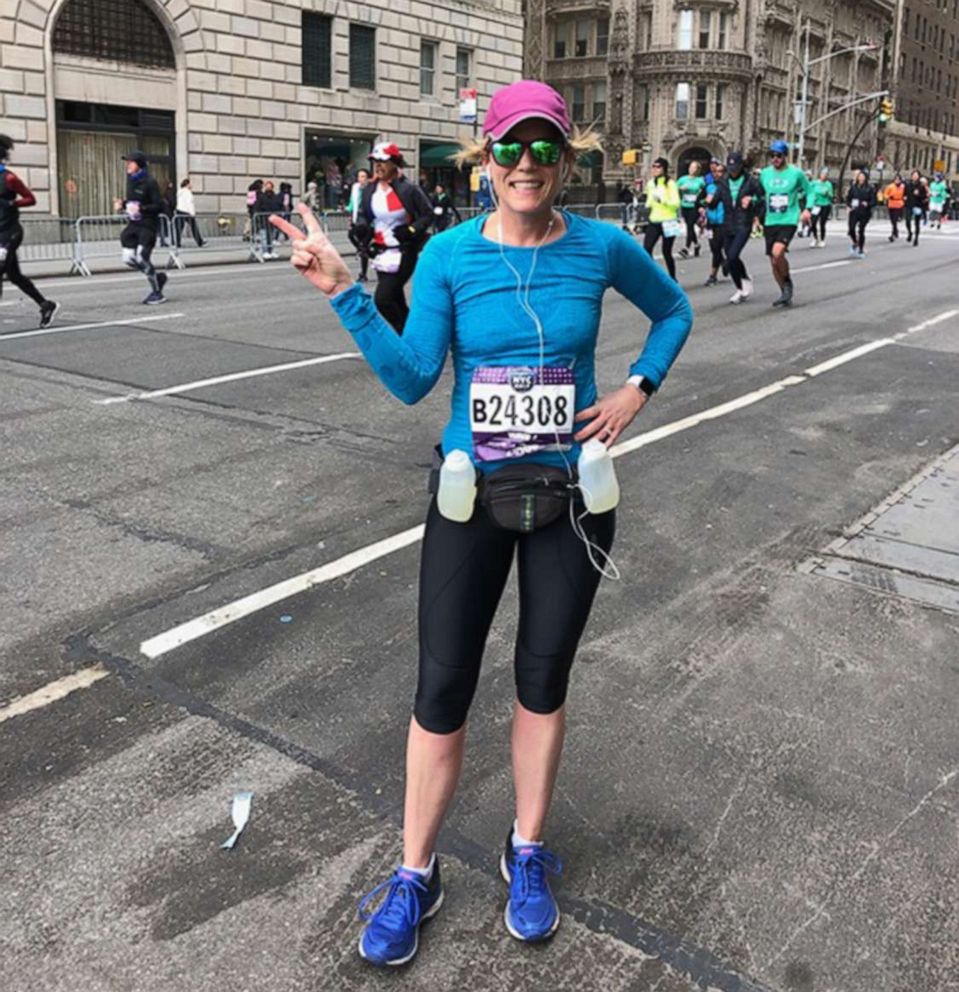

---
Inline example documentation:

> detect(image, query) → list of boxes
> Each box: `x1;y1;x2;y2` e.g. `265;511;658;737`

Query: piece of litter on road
279;614;293;623
220;791;254;850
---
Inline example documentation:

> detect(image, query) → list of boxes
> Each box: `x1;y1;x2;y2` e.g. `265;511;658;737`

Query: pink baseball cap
483;80;571;141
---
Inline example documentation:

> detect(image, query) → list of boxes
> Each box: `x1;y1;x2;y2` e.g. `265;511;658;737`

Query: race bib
433;206;443;215
811;206;821;216
125;200;142;220
851;199;860;208
662;219;684;239
769;194;789;213
470;365;575;462
681;194;697;206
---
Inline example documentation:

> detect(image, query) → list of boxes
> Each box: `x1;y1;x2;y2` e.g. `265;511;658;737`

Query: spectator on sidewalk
256;180;283;259
175;178;205;248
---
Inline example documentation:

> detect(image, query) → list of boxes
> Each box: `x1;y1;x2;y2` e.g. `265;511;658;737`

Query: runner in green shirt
676;161;706;259
808;168;834;248
929;173;948;229
759;140;811;308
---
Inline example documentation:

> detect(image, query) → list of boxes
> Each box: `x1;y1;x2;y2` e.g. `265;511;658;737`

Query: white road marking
0;312;184;341
0;665;109;724
140;525;426;659
893;309;959;338
139;307;959;660
790;260;853;274
96;352;362;405
803;340;894;377
33;263;290;292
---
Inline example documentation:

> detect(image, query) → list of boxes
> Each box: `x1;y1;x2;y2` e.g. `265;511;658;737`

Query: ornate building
0;0;523;217
886;0;959;177
525;0;901;184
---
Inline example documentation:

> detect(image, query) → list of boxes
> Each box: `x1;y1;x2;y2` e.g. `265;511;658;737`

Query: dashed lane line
0;312;185;342
95;351;362;405
0;665;109;724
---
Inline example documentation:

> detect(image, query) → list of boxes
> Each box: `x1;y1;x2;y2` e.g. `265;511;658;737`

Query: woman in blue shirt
271;80;692;966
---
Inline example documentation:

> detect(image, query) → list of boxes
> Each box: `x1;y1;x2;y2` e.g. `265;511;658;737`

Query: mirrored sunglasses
490;139;564;168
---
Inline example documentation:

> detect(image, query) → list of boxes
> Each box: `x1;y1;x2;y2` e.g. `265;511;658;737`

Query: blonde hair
452;125;603;179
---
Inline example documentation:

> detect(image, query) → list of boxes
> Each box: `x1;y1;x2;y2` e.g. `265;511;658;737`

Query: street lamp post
789;26;879;168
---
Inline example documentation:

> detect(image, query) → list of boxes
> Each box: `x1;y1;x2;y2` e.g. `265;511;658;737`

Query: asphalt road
2;220;958;992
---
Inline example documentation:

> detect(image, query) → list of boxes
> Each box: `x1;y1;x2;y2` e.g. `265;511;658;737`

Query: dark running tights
414;497;615;734
0;231;45;306
812;206;831;242
643;223;676;280
722;229;751;290
374;250;417;333
681;207;699;249
848;215;868;252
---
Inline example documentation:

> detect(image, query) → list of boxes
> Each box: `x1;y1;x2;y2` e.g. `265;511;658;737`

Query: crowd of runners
0;123;953;325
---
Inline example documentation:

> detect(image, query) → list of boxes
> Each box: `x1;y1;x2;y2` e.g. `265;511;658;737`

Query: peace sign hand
269;204;354;297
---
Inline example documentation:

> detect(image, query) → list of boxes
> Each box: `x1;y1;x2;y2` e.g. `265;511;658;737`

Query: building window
420;40;436;96
676;82;690;120
699;11;711;49
636;84;649;121
571;84;586;122
597;17;610;56
718;13;729;50
349;24;375;89
552;21;568;58
640;13;652;49
302;12;332;88
677;11;693;50
592;80;607;122
53;0;175;69
575;19;589;56
456;47;471;92
695;83;708;119
715;83;725;119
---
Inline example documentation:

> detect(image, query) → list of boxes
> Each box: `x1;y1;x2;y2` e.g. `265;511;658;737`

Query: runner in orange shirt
883;174;906;243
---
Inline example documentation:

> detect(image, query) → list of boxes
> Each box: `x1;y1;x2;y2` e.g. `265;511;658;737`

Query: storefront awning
420;143;462;167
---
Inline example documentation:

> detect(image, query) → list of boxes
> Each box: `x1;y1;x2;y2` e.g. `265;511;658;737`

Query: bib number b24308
470;365;575;462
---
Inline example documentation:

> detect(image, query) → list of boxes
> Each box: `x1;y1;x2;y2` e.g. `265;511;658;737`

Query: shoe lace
511;847;562;904
357;870;428;930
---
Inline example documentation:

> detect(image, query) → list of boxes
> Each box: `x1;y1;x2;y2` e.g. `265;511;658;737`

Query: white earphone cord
488;177;620;581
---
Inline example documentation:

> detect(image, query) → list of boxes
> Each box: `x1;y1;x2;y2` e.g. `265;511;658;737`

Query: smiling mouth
509;179;544;189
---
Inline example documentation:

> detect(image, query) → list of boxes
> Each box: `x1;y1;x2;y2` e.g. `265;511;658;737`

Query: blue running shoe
499;831;562;941
357;861;444;966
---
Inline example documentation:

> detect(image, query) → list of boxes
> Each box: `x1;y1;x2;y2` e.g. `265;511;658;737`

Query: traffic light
622;149;639;166
878;98;894;124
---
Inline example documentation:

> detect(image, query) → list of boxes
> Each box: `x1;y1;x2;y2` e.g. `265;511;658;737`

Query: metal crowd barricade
163;211;249;268
17;217;77;269
247;210;309;263
71;214;177;276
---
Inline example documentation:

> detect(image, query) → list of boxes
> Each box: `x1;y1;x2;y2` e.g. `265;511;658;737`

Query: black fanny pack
428;447;574;533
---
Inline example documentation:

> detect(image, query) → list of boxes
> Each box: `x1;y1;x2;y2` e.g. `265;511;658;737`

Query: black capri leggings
374;249;417;333
0;228;46;306
643;222;676;280
811;205;831;242
415;496;615;734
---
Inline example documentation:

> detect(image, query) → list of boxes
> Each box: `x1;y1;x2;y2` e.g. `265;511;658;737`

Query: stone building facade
525;0;904;184
886;0;959;177
0;0;524;218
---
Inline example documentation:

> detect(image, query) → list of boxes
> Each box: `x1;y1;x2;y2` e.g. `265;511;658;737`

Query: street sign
459;88;478;124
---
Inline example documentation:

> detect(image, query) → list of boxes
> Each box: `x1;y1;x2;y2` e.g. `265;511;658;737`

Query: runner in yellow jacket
643;157;681;280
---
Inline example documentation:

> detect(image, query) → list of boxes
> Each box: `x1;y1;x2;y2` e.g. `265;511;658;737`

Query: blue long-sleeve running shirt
331;211;693;473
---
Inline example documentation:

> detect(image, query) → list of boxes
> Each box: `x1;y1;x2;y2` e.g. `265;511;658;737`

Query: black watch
627;374;655;398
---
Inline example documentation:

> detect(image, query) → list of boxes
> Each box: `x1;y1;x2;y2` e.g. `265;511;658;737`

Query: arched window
53;0;174;69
